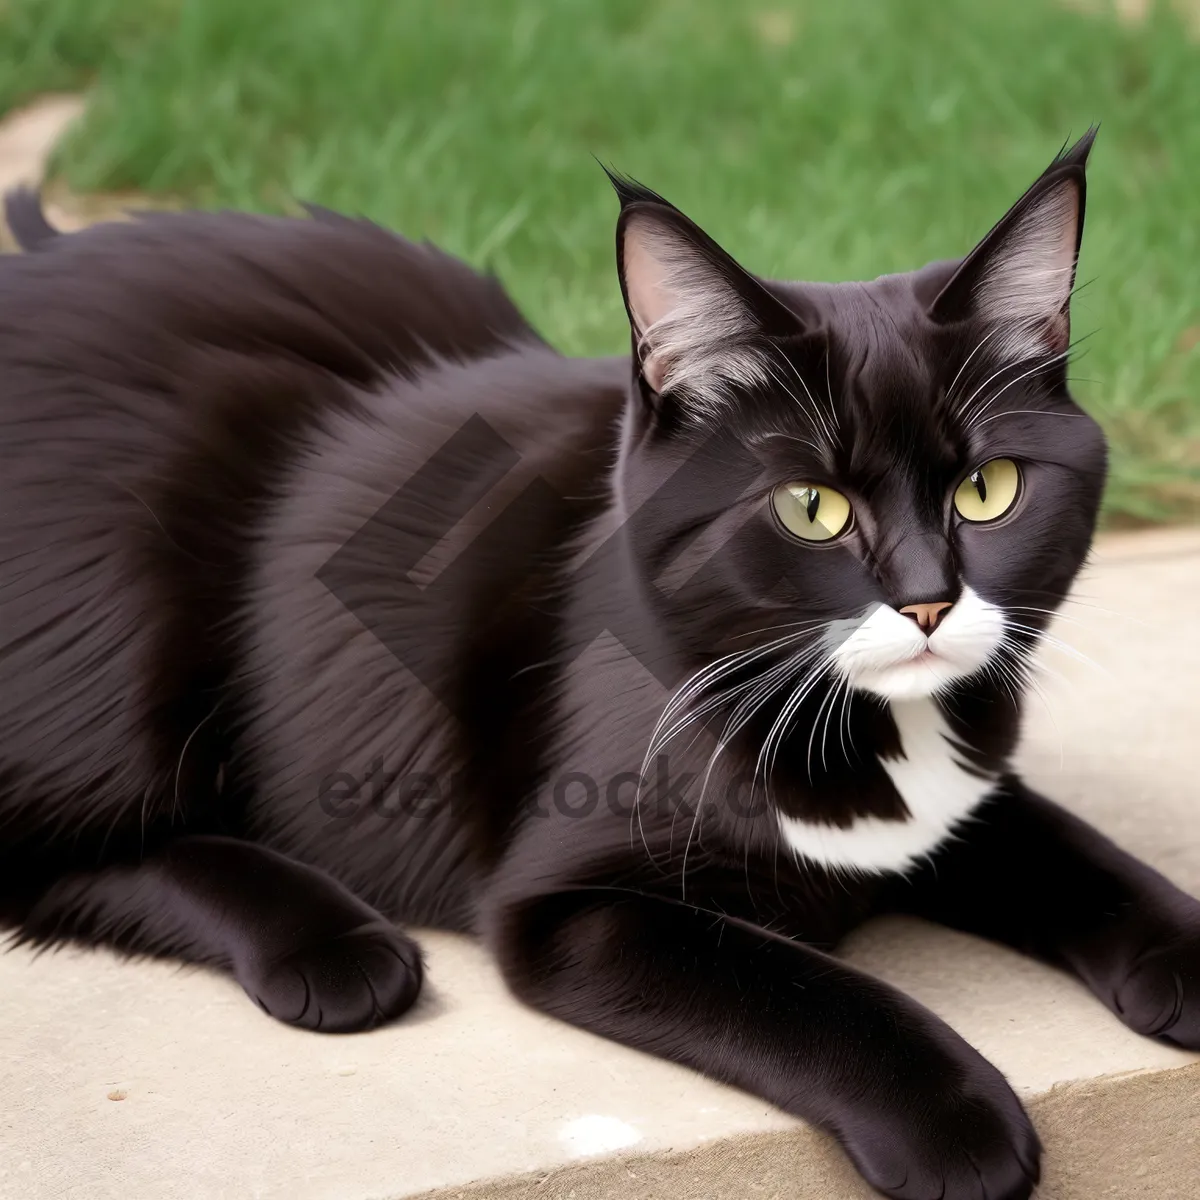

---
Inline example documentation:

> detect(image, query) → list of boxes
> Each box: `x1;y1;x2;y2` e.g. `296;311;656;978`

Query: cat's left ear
607;172;807;415
929;128;1097;362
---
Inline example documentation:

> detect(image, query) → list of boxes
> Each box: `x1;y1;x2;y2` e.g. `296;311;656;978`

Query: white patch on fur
975;180;1079;362
826;584;1006;701
622;214;769;414
777;698;996;873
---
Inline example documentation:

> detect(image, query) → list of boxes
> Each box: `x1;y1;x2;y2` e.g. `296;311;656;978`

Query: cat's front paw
839;1056;1040;1200
1113;929;1200;1049
243;920;424;1033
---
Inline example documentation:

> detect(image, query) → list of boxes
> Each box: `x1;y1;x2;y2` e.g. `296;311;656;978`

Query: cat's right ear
608;172;804;417
928;129;1096;364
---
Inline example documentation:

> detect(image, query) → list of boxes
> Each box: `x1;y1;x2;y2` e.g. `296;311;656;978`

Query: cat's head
610;132;1106;705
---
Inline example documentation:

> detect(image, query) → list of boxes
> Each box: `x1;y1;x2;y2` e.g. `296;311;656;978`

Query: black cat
2;132;1197;1200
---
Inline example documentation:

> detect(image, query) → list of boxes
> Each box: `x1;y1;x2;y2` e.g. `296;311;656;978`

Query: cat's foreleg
493;889;1040;1200
17;835;423;1032
889;777;1200;1048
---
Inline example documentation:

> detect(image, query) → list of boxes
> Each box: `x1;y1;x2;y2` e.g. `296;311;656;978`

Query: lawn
2;0;1198;522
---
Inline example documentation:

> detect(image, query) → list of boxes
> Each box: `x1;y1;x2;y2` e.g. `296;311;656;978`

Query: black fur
3;134;1198;1200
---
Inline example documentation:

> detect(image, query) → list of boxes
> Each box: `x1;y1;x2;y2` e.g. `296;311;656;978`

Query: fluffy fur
3;132;1200;1200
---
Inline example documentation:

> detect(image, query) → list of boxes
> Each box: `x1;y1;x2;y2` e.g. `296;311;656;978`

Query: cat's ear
608;172;805;413
929;128;1096;362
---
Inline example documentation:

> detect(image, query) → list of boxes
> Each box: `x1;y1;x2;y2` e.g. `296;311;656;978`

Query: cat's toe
1114;936;1200;1049
247;921;423;1033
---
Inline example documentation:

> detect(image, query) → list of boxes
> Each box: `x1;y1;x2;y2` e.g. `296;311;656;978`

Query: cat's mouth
900;646;942;666
825;586;1008;701
845;647;966;701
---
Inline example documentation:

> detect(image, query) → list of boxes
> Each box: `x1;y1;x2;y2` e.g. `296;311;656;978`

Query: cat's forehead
775;266;960;417
779;263;954;377
766;266;968;481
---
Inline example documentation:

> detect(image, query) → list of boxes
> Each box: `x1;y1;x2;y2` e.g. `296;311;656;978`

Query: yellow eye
772;483;852;542
954;458;1021;522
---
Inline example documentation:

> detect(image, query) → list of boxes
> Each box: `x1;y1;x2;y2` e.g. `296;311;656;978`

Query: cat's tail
4;188;62;252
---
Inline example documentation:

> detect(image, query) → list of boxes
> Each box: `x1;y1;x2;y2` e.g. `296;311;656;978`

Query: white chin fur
826;584;1005;700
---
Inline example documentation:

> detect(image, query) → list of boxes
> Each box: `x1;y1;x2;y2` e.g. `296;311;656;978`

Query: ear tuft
1049;124;1099;171
602;165;675;214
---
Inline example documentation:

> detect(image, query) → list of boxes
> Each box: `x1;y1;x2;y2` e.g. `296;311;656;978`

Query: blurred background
1;0;1197;523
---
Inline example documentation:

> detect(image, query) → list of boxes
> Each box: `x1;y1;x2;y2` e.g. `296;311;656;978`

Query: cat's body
0;204;620;924
3;138;1199;1200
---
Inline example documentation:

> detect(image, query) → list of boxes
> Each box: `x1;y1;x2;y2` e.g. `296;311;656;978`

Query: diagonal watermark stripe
317;412;824;718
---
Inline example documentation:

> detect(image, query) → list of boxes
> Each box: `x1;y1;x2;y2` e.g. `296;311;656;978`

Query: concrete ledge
420;1063;1200;1200
3;528;1199;1199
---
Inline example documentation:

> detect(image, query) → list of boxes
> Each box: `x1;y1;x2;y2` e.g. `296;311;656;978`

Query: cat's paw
1113;930;1200;1049
244;920;423;1033
840;1058;1040;1200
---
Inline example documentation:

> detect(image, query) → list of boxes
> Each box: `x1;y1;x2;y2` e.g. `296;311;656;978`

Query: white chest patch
776;698;996;873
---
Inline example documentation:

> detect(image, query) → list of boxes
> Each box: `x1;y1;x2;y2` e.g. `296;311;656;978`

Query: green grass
2;0;1199;522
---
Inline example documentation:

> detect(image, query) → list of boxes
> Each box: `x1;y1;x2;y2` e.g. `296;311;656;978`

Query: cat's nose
898;600;953;634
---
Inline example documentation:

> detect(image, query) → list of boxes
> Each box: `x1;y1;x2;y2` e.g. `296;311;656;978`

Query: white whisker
636;625;828;866
964;350;1071;430
756;650;836;800
680;642;818;896
970;407;1088;431
944;328;1000;410
1003;620;1106;674
824;345;840;430
763;356;837;450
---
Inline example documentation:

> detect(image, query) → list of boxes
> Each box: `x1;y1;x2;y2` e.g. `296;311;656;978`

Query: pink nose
899;600;953;633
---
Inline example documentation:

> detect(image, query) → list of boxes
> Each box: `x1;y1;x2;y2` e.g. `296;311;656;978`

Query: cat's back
0;203;538;411
0;204;548;521
0;204;555;861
